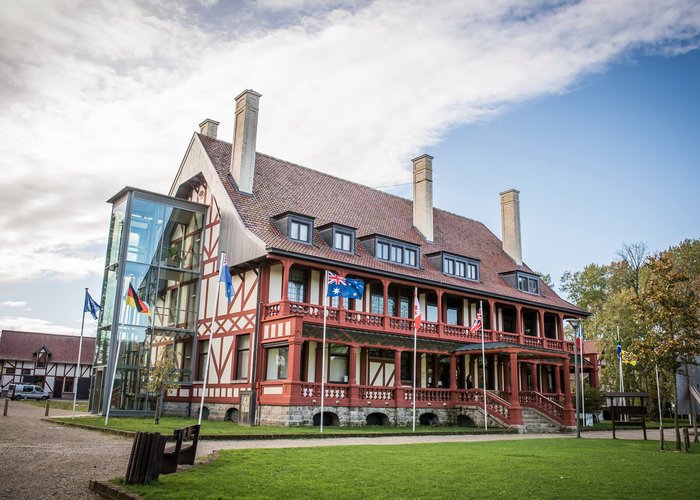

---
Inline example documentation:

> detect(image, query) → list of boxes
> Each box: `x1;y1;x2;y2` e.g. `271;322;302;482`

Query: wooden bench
160;424;200;474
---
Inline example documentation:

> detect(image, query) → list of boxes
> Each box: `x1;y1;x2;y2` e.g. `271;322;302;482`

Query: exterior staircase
521;408;561;433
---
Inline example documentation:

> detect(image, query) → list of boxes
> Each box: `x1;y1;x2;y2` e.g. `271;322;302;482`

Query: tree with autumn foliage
631;242;700;449
143;349;181;425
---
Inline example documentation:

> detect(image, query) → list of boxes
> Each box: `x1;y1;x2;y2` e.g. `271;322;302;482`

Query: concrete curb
89;480;141;500
46;418;518;441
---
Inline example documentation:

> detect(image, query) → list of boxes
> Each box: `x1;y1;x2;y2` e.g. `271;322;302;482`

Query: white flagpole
73;289;88;419
320;271;329;434
104;325;122;426
579;324;585;425
480;300;487;431
413;287;418;433
199;253;223;425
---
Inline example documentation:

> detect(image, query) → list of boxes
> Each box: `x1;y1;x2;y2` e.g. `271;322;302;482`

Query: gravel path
1;400;657;499
0;401;133;499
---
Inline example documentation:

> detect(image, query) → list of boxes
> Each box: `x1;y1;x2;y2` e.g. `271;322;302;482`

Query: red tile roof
0;330;95;364
198;134;585;314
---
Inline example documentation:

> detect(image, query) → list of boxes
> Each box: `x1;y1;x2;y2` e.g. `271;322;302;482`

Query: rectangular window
290;220;310;242
334;231;352;252
5;368;15;375
236;334;250;380
446;307;459;325
330;295;349;308
370;284;384;315
401;351;413;384
36;352;47;368
443;254;479;281
376;241;389;260
404;248;417;267
288;268;307;302
197;340;209;380
328;345;349;383
426;299;438;323
400;296;410;318
266;345;288;380
64;377;74;393
391;245;403;263
517;273;540;295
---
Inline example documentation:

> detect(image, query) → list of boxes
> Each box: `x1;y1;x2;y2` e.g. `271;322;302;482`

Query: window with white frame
333;229;353;252
236;334;250;380
375;238;419;268
288;268;307;302
265;345;288;380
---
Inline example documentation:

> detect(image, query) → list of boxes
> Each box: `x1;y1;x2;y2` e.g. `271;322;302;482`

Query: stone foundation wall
162;401;508;429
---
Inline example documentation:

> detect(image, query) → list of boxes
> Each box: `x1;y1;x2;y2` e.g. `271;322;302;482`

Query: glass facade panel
96;189;206;416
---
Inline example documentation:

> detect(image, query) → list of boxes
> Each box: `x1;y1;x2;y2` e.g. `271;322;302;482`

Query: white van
8;384;51;400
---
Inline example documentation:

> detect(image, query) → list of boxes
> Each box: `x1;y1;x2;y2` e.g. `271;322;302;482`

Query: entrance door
54;377;64;398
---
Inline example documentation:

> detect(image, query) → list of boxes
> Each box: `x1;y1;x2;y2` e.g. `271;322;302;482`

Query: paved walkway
0;401;658;499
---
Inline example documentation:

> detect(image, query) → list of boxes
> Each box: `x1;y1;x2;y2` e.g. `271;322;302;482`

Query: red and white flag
470;306;483;333
413;288;421;331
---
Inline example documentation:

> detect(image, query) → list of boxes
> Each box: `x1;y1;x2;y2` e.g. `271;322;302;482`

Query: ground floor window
196;339;209;381
236;334;250;380
64;377;74;393
266;345;288;380
329;345;349;383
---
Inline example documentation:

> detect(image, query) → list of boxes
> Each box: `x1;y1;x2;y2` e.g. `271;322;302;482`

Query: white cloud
0;315;95;336
1;301;28;308
0;0;698;283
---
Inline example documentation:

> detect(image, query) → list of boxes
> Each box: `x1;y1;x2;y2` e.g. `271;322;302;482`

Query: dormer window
428;252;479;281
318;223;356;254
272;212;315;245
290;219;310;242
517;272;540;295
360;235;420;268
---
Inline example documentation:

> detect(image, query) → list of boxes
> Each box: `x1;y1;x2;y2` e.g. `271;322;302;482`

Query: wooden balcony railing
262;300;574;353
519;391;565;422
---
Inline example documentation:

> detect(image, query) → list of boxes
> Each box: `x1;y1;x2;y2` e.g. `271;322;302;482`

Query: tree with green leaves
631;244;700;450
143;349;180;425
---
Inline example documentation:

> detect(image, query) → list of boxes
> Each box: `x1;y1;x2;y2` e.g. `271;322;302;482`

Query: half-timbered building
0;330;94;399
95;90;596;431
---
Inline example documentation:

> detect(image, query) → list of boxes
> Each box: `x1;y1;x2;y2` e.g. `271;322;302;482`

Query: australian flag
326;272;365;299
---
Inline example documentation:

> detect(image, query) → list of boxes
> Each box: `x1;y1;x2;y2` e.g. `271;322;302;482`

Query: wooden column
530;363;538;392
554;364;561;396
558;313;565;341
449;355;457;390
348;344;359;403
382;278;390;324
281;259;291;302
562;355;575;426
288;340;303;382
539;310;546;339
488;299;497;338
508;351;523;424
515;304;523;343
436;289;444;335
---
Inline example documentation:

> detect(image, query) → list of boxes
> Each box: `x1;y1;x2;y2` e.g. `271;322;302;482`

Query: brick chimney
412;154;434;242
500;189;522;265
231;90;262;194
199;118;219;138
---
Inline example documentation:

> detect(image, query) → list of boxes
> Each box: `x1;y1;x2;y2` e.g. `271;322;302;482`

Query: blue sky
0;1;698;335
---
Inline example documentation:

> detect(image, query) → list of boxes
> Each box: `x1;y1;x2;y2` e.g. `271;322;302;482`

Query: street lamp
567;318;581;438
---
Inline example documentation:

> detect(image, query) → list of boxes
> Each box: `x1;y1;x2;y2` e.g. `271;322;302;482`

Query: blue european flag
84;290;101;320
616;343;622;359
219;253;234;304
326;272;365;299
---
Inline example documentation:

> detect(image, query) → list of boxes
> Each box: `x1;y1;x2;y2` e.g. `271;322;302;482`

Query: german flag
126;283;151;316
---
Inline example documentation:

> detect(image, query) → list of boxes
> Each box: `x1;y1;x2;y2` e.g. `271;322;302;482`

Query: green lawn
53;415;508;437
21;399;89;412
123;439;700;499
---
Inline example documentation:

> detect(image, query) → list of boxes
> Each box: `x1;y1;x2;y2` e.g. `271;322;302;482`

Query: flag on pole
621;350;638;366
413;289;422;331
126;283;151;316
326;272;365;299
470;307;483;333
617;343;622;360
219;253;235;304
575;324;582;349
84;290;101;320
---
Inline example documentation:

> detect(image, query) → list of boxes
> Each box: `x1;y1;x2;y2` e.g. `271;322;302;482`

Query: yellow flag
621;350;638;366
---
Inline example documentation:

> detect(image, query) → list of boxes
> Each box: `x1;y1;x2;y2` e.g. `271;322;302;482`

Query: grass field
20;399;89;412
53;415;510;437
123;439;700;499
